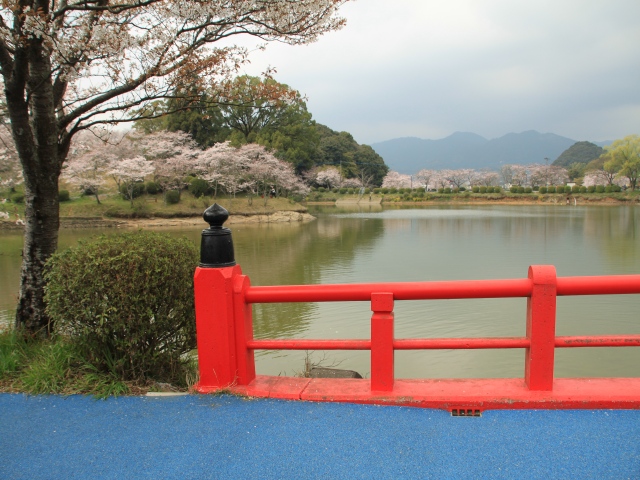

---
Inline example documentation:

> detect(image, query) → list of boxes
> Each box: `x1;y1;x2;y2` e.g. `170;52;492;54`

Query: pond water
1;204;639;379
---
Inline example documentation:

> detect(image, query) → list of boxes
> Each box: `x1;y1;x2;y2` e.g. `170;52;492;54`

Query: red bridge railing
193;205;640;410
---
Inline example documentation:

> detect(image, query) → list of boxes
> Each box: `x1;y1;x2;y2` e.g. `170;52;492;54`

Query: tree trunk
4;23;63;335
15;175;60;335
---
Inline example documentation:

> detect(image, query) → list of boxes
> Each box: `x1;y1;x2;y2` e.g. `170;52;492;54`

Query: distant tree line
134;75;389;187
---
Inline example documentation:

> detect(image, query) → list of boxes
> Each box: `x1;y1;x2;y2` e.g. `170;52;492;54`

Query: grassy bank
1;190;307;229
0;329;197;397
305;190;640;205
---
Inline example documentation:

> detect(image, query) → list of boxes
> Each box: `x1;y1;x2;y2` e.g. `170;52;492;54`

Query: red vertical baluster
371;292;395;392
525;265;557;391
233;274;256;385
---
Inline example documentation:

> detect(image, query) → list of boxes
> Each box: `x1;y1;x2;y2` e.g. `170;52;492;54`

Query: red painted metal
193;264;640;410
394;337;530;349
524;265;556;391
370;293;395;392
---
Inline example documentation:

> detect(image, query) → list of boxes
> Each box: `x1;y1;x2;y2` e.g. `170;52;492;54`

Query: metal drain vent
450;408;482;417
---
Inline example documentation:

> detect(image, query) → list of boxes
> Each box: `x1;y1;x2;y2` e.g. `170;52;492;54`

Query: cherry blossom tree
444;169;473;189
415;169;436;190
134;131;200;202
1;0;351;334
476;170;500;187
62;150;112;204
109;157;155;208
314;167;342;189
382;171;411;189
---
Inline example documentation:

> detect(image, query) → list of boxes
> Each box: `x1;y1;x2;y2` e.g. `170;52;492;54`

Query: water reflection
1;205;638;379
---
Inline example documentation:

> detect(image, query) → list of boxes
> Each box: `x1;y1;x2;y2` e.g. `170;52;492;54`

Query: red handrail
193;263;640;409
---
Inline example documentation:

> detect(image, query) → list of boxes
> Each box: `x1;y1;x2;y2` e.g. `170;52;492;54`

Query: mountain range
370;131;611;174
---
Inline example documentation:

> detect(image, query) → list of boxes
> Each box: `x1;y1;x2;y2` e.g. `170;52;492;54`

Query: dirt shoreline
1;210;316;230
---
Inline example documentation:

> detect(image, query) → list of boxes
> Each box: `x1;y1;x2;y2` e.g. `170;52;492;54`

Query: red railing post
194;204;242;392
233;273;256;385
371;292;395;392
525;265;557;391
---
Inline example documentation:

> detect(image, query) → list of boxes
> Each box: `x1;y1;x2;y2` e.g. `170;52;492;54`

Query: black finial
203;203;229;229
200;204;236;268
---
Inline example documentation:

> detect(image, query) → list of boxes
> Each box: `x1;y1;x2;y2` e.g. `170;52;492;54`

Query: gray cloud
237;0;640;144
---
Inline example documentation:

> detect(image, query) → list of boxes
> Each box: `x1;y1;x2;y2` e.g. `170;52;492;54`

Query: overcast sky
236;0;640;146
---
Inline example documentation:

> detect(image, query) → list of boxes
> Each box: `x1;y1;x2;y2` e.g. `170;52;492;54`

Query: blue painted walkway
1;393;639;479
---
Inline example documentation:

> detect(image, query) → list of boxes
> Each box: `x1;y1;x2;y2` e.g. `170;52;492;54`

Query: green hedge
44;231;198;383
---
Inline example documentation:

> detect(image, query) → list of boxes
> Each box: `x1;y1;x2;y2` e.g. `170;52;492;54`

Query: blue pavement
1;393;639;479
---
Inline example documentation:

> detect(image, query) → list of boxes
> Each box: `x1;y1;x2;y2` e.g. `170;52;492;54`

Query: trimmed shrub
547;186;556;193
579;186;587;193
533;186;540;191
587;186;596;193
59;189;70;202
437;188;444;194
119;182;145;200
389;188;398;194
487;187;495;193
517;186;525;194
613;185;622;192
347;188;355;194
510;186;518;193
604;186;613;193
539;186;547;194
444;187;452;194
595;185;605;193
44;231;198;383
165;190;181;204
472;186;480;193
380;188;389;194
145;181;161;195
459;187;466;192
373;188;381;194
339;187;347;194
452;188;459;194
524;187;532;194
571;185;580;193
564;186;572;194
494;186;502;193
188;178;209;198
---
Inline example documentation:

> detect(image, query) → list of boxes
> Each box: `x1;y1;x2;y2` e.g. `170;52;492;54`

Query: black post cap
200;203;236;268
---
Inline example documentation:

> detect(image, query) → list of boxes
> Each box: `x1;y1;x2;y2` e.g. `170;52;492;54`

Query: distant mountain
371;131;577;173
552;141;604;168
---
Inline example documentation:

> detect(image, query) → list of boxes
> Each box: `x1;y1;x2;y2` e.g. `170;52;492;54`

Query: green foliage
539;186;548;194
11;193;24;203
145;181;161;194
605;186;613;193
494;186;502;193
188;178;210;198
59;190;70;202
587;186;596;193
564;186;572;194
547;186;556;193
119;182;145;200
339;187;347;194
553;141;604;168
373;188;381;194
571;185;581;193
347;188;354;194
165;190;181;204
509;186;518;193
444;187;452;194
596;185;605;193
381;188;389;194
0;330;130;397
472;186;480;193
579;186;587;193
44;231;198;383
487;187;495;193
517;187;525;194
524;187;532;194
459;187;466;192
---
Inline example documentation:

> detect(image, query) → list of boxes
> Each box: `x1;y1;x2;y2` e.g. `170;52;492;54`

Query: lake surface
1;204;639;379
